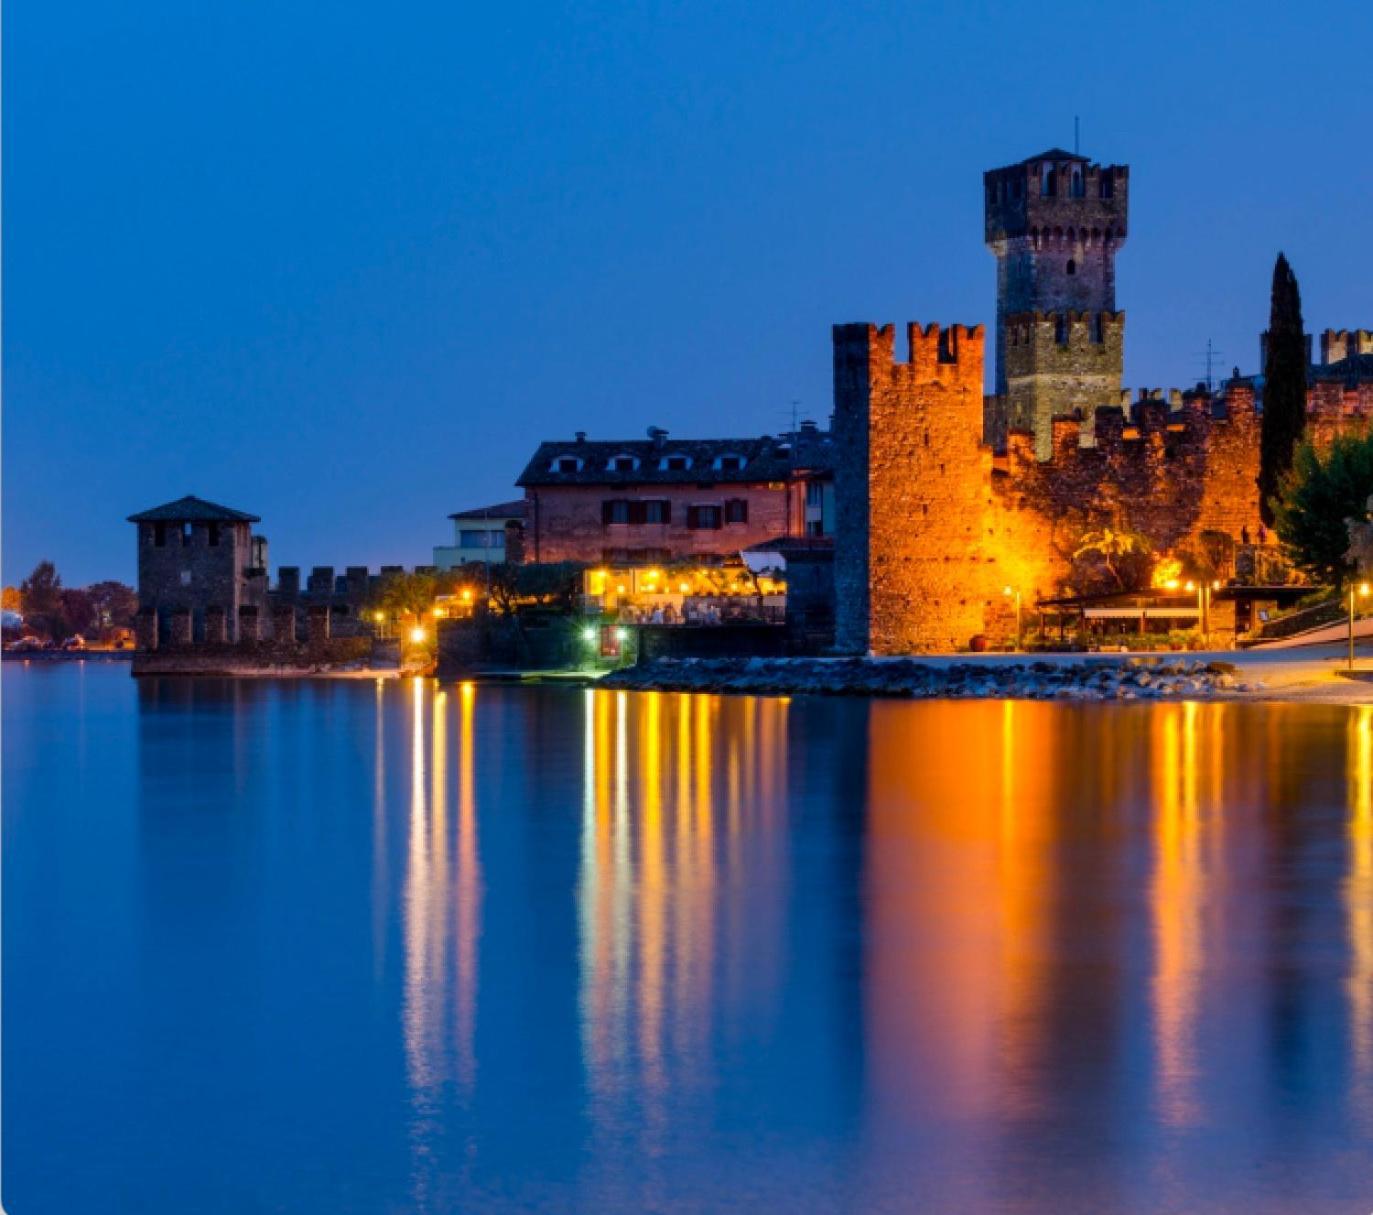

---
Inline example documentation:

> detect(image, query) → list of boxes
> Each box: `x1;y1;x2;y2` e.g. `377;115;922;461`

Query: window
1099;175;1114;199
154;522;167;547
1066;258;1076;276
805;481;823;507
724;499;748;524
688;505;723;530
602;499;631;525
806;519;824;537
181;522;193;545
609;454;638;472
714;454;744;471
659;455;691;472
459;529;501;548
643;500;671;525
552;456;583;473
208;523;220;547
1070;166;1084;198
1041;163;1056;197
180;570;192;587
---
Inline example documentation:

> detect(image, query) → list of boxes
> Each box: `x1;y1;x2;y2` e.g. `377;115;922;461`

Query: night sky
6;1;1371;585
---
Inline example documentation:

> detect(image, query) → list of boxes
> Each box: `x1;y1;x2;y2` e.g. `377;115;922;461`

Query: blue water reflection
4;666;1372;1213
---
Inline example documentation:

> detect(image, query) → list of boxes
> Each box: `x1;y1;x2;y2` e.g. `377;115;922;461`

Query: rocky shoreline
599;656;1260;700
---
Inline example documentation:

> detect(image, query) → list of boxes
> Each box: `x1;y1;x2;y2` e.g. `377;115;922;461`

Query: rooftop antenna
1074;115;1080;155
1193;338;1226;392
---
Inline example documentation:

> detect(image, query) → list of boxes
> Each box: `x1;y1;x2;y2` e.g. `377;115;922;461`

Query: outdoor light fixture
1349;583;1371;671
409;627;426;644
1002;585;1022;650
582;626;597;643
615;627;629;643
679;581;690;593
373;611;385;622
461;589;473;602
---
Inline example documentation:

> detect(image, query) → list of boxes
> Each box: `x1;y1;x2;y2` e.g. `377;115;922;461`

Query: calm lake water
5;664;1373;1214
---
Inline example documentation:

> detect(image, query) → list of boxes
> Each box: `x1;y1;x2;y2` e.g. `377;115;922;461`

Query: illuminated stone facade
833;322;1373;655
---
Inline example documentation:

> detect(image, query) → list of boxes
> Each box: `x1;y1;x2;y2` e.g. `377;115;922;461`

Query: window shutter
660;500;672;525
629;501;647;525
602;500;615;526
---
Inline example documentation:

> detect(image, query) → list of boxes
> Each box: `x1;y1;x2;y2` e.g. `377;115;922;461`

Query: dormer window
659;454;691;472
551;456;584;473
609;454;639;472
714;454;745;472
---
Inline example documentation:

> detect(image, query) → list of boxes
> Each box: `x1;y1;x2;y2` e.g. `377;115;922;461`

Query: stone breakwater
600;657;1260;700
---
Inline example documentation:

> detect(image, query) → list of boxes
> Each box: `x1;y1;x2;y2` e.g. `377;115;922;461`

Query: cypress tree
1259;252;1307;524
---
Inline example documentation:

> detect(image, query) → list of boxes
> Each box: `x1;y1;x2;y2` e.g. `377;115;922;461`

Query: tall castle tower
984;150;1129;455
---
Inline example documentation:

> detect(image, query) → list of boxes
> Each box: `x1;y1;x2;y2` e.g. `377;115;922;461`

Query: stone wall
135;519;263;642
999;310;1125;454
1321;329;1373;364
834;321;1049;654
524;483;791;564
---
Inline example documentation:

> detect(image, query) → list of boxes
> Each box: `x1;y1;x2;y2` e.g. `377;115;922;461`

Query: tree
87;581;138;632
1259;252;1308;524
373;570;438;623
1272;433;1373;583
19;561;64;638
1071;528;1152;592
59;588;97;638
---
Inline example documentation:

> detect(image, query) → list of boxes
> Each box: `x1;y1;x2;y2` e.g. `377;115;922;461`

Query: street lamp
1002;585;1022;651
1349;582;1371;671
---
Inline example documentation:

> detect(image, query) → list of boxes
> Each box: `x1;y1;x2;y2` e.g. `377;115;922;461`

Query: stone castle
835;148;1373;654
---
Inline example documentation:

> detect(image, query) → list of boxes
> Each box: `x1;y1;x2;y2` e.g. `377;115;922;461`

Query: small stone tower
127;495;269;646
984;150;1129;455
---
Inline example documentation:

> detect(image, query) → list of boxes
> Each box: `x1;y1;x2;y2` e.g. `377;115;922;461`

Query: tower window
1066;259;1076;276
1070;167;1084;198
1041;164;1056;197
1100;175;1114;199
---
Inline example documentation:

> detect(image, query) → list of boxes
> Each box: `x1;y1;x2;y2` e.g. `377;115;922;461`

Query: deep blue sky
6;1;1372;585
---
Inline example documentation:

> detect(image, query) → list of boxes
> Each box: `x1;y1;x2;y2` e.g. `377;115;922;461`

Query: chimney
648;426;668;448
575;431;587;443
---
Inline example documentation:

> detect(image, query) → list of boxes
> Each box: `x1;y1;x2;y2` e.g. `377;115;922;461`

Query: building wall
1320;329;1373;364
524;483;791;564
984;157;1129;396
135;520;257;641
834;322;1048;654
1000;310;1125;455
830;319;1373;655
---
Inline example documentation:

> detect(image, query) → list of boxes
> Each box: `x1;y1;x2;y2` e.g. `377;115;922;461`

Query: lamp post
1003;585;1022;651
1349;582;1371;672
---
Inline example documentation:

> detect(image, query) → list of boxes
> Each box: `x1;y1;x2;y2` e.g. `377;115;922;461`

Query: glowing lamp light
460;588;473;602
582;626;597;643
1002;585;1013;597
1362;583;1371;598
616;584;627;594
409;627;427;644
615;627;629;643
373;611;385;623
1184;580;1196;592
679;581;690;593
1165;579;1181;591
432;607;446;618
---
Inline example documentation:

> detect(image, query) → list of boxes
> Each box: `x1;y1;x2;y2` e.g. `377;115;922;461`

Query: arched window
1070;166;1084;198
1066;258;1076;276
1041;163;1055;197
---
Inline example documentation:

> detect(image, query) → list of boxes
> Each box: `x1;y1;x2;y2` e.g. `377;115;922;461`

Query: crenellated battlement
1321;328;1373;364
1005;309;1124;355
984;153;1130;246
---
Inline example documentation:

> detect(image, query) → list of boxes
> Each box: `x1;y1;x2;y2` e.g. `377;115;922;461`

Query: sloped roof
448;499;528;521
127;495;260;524
517;434;803;487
